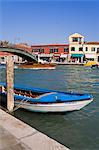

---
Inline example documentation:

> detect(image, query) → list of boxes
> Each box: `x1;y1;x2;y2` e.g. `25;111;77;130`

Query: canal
0;65;99;150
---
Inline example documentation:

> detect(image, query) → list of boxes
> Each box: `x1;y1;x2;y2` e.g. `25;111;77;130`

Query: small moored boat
0;83;93;113
18;62;56;70
91;64;99;69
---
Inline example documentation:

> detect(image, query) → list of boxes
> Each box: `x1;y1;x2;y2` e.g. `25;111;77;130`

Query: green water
0;65;99;150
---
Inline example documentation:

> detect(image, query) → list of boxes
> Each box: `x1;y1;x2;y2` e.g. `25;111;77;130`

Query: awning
85;54;95;58
60;54;68;58
71;54;84;57
53;54;60;57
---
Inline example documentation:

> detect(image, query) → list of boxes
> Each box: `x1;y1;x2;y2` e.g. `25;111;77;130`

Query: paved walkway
0;109;69;150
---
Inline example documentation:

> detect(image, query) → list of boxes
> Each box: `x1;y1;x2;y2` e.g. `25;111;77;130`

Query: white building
83;42;99;62
69;33;99;63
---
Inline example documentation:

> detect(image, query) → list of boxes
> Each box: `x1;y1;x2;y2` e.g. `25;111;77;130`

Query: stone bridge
0;45;37;62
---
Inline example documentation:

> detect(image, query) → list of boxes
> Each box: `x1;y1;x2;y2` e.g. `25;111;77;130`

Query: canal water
0;65;99;150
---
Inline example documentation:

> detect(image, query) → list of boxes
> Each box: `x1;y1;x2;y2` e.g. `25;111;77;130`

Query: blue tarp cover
0;82;93;103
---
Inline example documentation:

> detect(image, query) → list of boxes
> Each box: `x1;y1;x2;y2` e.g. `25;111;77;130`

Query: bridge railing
0;44;33;55
0;44;37;62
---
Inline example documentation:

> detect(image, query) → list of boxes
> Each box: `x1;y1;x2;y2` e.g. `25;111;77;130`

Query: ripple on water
0;65;99;150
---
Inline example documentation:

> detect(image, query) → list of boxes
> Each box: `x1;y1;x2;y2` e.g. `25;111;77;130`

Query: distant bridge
0;45;37;62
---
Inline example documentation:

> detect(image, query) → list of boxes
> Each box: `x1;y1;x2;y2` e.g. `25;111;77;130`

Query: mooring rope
7;96;32;113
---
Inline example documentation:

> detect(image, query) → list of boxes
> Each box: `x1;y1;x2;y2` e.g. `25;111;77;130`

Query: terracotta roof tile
31;44;69;47
85;42;99;45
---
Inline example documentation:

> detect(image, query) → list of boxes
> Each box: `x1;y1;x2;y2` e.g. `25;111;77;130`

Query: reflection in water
0;65;99;150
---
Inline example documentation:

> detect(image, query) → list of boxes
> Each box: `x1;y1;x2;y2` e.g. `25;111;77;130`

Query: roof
85;42;99;45
31;44;69;48
69;33;84;38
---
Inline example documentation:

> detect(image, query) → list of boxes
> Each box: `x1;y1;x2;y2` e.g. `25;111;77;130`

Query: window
54;48;58;52
79;37;82;43
97;48;99;53
1;57;4;61
50;49;54;53
72;38;78;42
71;47;75;51
32;49;37;52
37;49;41;52
85;47;88;51
32;49;44;53
22;57;25;61
64;48;69;52
79;47;83;51
86;58;94;61
91;47;95;51
41;49;44;53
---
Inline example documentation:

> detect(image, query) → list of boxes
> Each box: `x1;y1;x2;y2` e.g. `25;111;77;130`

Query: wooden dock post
6;55;14;112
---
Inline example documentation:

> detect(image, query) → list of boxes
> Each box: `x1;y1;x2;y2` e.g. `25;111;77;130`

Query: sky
0;0;99;45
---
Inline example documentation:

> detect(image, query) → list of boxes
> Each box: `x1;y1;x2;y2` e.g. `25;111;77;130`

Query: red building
31;44;69;62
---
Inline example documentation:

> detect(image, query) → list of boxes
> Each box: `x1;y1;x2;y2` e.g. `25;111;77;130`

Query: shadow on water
13;99;99;150
13;109;73;147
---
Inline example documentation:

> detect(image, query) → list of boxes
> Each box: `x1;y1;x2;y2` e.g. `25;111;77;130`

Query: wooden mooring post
6;55;14;112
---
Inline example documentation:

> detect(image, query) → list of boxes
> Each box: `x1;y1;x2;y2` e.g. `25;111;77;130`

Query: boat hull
15;99;93;113
18;63;56;70
0;82;93;113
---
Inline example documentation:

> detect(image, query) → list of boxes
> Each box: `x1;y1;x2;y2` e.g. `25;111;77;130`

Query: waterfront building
31;33;99;63
83;42;99;62
69;33;99;63
0;33;99;64
0;52;10;64
31;44;69;63
0;52;23;64
69;33;85;63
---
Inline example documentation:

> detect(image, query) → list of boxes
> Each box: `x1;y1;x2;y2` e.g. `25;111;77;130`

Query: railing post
6;55;14;112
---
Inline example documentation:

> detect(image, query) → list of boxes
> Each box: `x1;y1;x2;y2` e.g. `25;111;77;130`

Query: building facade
0;53;23;64
31;44;69;63
0;33;99;64
83;42;99;62
69;33;85;63
69;33;99;63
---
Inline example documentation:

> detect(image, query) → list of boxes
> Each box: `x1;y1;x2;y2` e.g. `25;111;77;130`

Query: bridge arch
0;46;37;62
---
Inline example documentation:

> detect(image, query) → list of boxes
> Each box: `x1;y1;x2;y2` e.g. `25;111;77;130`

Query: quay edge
0;109;70;150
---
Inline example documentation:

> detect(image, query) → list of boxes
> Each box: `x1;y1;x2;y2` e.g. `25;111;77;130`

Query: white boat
0;83;93;113
15;98;93;113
